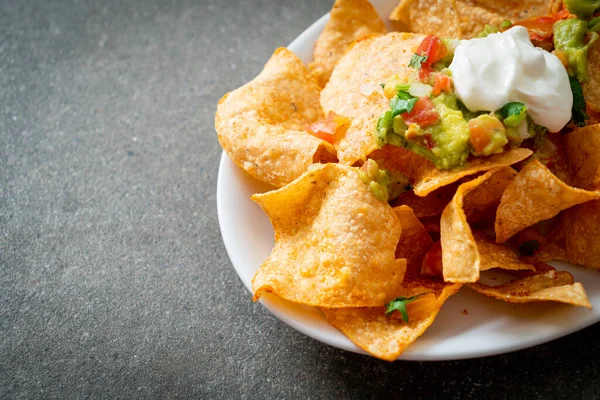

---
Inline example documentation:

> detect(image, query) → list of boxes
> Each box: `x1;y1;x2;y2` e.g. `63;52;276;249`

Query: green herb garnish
409;53;428;69
570;76;590;127
390;91;418;117
385;293;427;323
499;102;528;127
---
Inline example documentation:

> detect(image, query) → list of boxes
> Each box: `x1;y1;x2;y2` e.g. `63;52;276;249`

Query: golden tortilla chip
495;159;600;243
309;0;387;88
320;283;462;361
252;163;406;308
468;270;591;308
321;32;425;166
561;123;600;269
534;225;569;262
413;148;531;197
462;167;516;223
370;145;434;183
456;2;505;39
215;48;335;188
562;201;600;270
393;205;433;270
475;232;535;272
392;185;457;218
390;0;461;38
440;170;500;283
514;0;554;19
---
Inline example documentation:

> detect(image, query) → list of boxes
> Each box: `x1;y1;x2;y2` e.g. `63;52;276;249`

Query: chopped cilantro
379;83;386;89
499;102;528;127
409;53;428;69
385;293;427;323
570;76;589;127
390;91;418;117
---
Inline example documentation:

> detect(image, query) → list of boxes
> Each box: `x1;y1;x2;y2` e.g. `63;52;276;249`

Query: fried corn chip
414;148;531;197
468;270;591;308
215;48;335;188
475;232;535;272
309;0;387;88
462;167;516;223
583;38;600;118
390;0;461;38
392;185;456;218
495;159;600;243
321;32;425;166
561;124;600;269
456;1;506;39
320;283;462;361
440;169;503;283
370;145;434;183
534;225;569;262
252;163;406;308
393;205;433;270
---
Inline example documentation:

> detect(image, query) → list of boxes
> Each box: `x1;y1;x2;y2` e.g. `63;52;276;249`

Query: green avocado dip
553;18;599;83
358;159;410;202
564;0;600;18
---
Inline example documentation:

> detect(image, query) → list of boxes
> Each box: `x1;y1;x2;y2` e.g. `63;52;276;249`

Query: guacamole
553;19;599;83
564;0;600;18
358;159;409;202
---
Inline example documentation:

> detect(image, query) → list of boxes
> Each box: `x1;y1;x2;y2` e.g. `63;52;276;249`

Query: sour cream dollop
449;26;572;132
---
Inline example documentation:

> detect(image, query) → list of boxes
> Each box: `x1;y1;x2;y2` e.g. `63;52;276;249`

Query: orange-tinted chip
495;159;600;243
393;205;434;270
456;1;506;39
309;0;387;87
321;32;425;166
463;167;516;223
475;232;535;272
252;163;406;308
413;148;532;197
390;0;461;38
320;283;462;361
468;270;591;308
582;36;600;117
392;185;457;218
564;124;600;191
215;48;335;188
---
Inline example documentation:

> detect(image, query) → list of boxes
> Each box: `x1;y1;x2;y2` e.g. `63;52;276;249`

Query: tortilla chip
252;163;406;308
462;167;516;223
495;159;600;243
413;148;532;197
562;124;600;269
583;41;600;119
321;32;425;166
456;2;505;39
475;232;535;272
564;124;600;191
392;185;457;218
468;270;591;308
370;145;434;183
320;283;462;361
562;201;600;270
513;0;554;19
390;0;461;38
440;170;499;283
393;205;433;270
215;48;335;188
309;0;387;88
534;224;569;262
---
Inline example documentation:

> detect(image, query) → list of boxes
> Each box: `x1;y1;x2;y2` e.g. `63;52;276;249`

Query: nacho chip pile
215;0;599;361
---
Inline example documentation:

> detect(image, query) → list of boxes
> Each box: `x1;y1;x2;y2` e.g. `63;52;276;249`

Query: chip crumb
462;309;468;315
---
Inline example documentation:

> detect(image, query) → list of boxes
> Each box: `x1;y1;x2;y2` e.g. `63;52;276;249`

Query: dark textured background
1;0;599;398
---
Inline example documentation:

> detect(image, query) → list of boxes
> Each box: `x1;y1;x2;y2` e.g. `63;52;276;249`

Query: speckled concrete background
1;0;599;398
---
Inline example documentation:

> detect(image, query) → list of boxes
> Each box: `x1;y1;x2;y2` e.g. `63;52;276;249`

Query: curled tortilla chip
309;0;387;88
320;283;461;361
468;270;591;308
321;32;425;166
534;225;569;262
215;48;335;188
252;163;406;308
583;39;600;117
456;2;506;38
390;0;461;38
392;184;457;218
413;148;532;197
393;205;433;270
495;159;600;243
440;170;500;283
561;123;600;269
475;232;535;272
462;167;516;223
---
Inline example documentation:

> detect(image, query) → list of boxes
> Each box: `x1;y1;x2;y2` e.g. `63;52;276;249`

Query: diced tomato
416;35;448;67
514;10;570;42
467;116;504;153
421;240;443;277
402;97;439;128
432;73;452;96
305;111;350;144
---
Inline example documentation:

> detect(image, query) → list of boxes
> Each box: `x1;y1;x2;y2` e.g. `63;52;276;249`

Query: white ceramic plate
216;0;600;360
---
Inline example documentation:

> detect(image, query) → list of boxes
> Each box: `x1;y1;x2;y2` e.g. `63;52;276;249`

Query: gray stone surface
1;0;599;398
